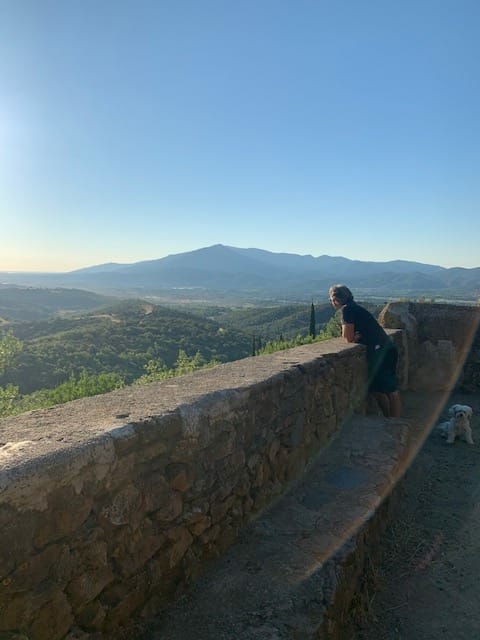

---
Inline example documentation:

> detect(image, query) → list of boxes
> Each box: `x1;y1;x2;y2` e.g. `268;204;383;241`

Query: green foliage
257;323;345;355
0;331;22;416
0;383;21;417
202;303;336;342
46;370;125;404
314;303;383;341
2;370;125;417
134;350;218;385
0;299;384;418
0;286;114;321
258;334;315;354
256;302;383;351
1;301;251;394
136;358;171;383
317;313;342;339
0;330;22;374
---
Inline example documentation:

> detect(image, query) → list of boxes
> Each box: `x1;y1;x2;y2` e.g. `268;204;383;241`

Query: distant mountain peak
1;245;478;302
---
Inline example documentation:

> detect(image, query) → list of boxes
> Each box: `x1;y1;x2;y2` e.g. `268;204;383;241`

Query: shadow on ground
355;391;480;640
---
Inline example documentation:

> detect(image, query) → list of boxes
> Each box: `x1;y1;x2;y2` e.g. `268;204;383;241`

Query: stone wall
454;307;480;393
0;301;478;639
0;339;369;639
379;302;480;392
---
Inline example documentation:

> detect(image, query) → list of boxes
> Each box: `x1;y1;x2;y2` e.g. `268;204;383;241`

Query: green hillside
0;296;385;398
1;300;252;394
204;303;338;341
0;286;117;321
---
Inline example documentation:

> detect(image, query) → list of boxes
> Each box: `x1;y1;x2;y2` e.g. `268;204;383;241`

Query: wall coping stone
0;338;361;480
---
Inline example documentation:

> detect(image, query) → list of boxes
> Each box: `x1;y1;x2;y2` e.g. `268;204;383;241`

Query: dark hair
329;284;354;305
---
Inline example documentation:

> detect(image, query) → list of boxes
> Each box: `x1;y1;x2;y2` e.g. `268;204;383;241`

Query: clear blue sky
1;0;479;272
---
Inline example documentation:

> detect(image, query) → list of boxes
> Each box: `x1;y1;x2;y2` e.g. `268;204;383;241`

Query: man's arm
342;323;356;342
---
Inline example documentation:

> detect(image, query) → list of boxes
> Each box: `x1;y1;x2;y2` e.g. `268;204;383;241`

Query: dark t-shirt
340;301;389;350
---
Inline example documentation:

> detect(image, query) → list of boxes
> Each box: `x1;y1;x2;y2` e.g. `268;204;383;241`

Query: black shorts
367;341;398;394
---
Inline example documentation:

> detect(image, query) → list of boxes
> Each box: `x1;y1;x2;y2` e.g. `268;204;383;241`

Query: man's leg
372;391;390;417
387;391;402;417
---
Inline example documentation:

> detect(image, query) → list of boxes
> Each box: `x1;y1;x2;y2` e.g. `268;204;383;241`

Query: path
355;391;480;640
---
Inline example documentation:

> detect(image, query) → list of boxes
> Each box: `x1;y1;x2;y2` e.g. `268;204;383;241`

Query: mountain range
1;244;479;303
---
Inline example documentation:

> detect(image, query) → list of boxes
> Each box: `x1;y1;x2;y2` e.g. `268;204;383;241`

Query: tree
309;302;316;338
0;384;20;417
174;349;205;375
0;331;22;417
318;314;342;339
0;331;22;374
45;370;124;405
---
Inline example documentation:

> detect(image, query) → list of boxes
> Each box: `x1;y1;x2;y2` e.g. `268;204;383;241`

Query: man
329;284;402;417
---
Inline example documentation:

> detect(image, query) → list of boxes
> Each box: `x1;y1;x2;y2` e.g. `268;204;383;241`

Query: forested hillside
0;293;397;419
0;301;253;394
205;303;339;340
0;286;117;321
0;296;387;397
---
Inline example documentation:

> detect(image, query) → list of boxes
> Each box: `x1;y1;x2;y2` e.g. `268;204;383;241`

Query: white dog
437;404;474;444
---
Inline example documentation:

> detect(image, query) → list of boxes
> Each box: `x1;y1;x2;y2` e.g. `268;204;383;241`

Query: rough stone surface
127;389;461;640
0;339;369;639
0;303;478;639
131;409;416;640
381;303;480;392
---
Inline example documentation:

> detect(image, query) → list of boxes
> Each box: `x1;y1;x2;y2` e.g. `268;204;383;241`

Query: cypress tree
309;302;316;338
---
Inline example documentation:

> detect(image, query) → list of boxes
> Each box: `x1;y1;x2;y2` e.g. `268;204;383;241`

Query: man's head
329;284;354;307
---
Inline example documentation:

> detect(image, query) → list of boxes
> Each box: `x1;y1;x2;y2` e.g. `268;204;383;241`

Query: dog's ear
448;404;458;417
456;404;473;417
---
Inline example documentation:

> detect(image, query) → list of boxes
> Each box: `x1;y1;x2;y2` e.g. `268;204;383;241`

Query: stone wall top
0;338;360;478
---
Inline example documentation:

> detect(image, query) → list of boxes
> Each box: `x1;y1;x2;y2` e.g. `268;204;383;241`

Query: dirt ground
355;391;480;640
